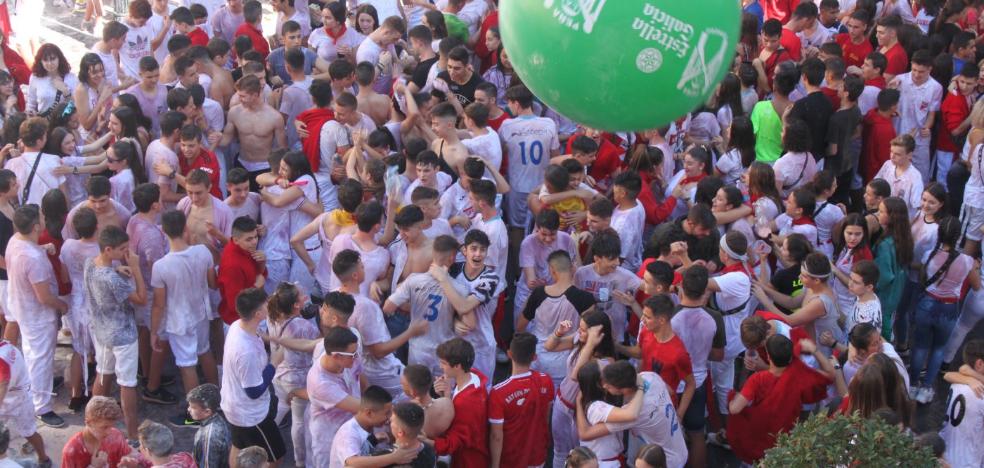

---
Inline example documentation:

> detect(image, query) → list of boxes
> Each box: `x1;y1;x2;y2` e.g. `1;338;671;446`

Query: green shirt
751;100;783;163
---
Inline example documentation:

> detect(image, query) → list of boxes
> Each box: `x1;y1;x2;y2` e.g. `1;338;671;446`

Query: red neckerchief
325;24;347;43
680;173;706;185
792;216;816;226
289;179;308;187
719;261;750;277
852;245;873;262
297;107;336;171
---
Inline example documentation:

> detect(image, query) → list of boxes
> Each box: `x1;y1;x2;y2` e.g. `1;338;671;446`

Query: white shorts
961;204;984;242
0;390;37;437
166;321;211;368
208;289;221;321
94;338;139;387
266;259;291;295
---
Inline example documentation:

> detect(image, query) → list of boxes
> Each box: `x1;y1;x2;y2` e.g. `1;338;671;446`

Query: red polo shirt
780;28;802;62
881;42;909;76
939;90;972;153
188;27;209;47
217;241;265;324
835;33;873;69
179;147;223;199
234;22;270;58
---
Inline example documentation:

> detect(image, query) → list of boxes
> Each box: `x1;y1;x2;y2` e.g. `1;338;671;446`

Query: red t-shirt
638;329;693;400
881;42;909;76
835;33;873;69
217;241;266;324
938;90;971;153
861;109;897;183
487;370;555;467
763;0;801;24
234;22;270;58
61;428;134;468
434;371;490;468
39;229;70;295
780;28;802;62
188;27;209;47
179;147;223;199
487;110;509;131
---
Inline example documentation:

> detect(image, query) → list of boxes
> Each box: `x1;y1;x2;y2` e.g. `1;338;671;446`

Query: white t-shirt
438;180;502;240
712;270;752;359
964;142;984;208
119;20;160;80
874;161;923;219
348;293;403;387
602;372;688;468
670;306;717;387
610;201;646;271
449;263;501;379
309;26;366;63
499;115;561;193
388;272;469;377
329;416;372;468
6;237;58;326
326;234;390;295
220;321;270;427
258;185;304;262
574;265;643;343
149;8;175;64
110;169;136;213
583;401;624;468
813;200;845;257
145;140;179;206
462;129;503;172
470;214;508;287
5;152;66;206
850;297;882;333
941;383;984;468
715;148;744;186
91;46;120;87
27;73;79;115
355;38;397;94
422;218;453;239
894;73;943;136
402;173;452;206
773;151;817;197
149;245;214;335
307;360;360;466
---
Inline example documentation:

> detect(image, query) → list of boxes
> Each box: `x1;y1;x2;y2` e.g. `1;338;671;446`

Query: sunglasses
331;350;359;358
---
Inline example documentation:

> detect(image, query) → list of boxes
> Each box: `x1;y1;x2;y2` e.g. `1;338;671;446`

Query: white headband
720;236;748;262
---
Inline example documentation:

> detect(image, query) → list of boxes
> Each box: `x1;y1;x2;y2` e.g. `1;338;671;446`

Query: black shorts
229;396;287;461
680;379;709;432
234;158;270;192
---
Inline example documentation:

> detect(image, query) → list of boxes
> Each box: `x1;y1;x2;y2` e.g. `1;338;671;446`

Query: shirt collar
452;372;480;399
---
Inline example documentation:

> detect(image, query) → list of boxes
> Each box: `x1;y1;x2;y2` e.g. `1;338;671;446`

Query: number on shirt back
518;141;544;165
664;403;679;436
425;294;441;321
946;389;967;427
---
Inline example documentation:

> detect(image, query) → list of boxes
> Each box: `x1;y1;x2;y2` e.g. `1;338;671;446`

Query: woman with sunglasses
27;44;77;117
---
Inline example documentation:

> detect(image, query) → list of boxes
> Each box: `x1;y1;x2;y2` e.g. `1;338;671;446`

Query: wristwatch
167;169;177;179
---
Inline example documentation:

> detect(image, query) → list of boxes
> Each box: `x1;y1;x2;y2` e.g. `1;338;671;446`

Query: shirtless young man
63;177;131;240
191;44;234;109
401;364;454;439
177;169;233;260
354;62;391;126
219;75;287;189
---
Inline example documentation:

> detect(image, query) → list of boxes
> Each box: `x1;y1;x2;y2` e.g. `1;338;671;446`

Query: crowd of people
0;0;983;467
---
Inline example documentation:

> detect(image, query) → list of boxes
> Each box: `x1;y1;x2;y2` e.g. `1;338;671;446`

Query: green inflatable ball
499;0;740;132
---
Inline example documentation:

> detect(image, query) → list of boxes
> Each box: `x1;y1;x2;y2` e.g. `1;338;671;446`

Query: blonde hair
85;396;123;422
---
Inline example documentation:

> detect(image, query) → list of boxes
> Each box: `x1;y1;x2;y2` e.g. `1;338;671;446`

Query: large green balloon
500;0;740;132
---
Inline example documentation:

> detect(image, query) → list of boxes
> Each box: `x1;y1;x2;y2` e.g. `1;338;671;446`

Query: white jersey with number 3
388;273;469;377
942;383;984;468
499;115;560;193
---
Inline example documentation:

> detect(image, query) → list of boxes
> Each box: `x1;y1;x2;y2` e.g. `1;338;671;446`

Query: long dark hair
44;126;75;157
728;116;756;168
715;73;744;118
282;150;320;201
747;162;783;208
78;53;104;86
920;182;947;221
111;139;147;184
31;43;71;78
869;353;913;427
579;310;616;360
577;360;617;416
115;93;152;131
424;9;448;39
110;107;140;140
41;189;68;241
879;197;914;267
924;216;962;286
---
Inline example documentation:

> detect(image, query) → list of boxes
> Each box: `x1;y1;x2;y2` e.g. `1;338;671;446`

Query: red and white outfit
488;370;556;468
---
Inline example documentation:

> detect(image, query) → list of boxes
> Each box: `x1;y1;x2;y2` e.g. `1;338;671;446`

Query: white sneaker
916;386;935;404
908;386;920;401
